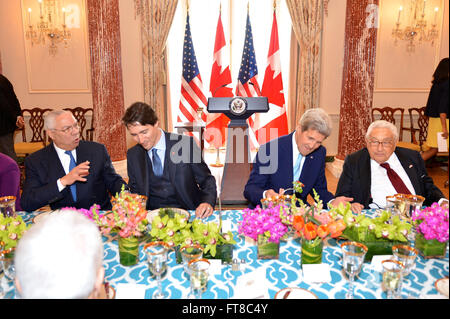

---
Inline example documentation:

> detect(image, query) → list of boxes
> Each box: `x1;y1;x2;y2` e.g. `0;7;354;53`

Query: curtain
285;0;324;130
134;0;178;130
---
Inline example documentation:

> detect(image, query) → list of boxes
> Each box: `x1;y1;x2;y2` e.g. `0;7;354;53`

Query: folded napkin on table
302;263;331;283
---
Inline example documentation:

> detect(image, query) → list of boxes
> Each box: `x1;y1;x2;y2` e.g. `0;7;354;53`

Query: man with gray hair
14;210;105;299
244;108;353;208
21;110;127;211
336;120;446;213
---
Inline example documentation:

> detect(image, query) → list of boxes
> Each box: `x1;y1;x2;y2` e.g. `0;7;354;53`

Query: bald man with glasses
335;120;447;213
21;110;127;211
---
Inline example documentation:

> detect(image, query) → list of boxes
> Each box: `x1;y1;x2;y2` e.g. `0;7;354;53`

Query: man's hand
195;202;214;219
16;116;25;129
60;161;90;186
350;202;364;214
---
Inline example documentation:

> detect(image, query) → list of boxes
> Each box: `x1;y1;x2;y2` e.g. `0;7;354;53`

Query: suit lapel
395;148;420;194
164;132;177;186
280;133;294;183
48;143;67;184
359;149;372;204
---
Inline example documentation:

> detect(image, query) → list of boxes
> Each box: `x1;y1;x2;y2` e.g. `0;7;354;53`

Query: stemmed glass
341;241;368;299
144;241;170;299
180;244;203;277
188;258;210;299
382;259;404;299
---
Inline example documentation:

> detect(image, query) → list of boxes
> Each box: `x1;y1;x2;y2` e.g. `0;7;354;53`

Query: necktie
152;148;163;176
65;150;77;202
380;162;411;195
293;154;303;182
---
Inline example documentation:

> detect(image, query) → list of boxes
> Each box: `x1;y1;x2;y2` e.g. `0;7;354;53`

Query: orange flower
317;224;329;238
328;219;346;238
303;222;317;240
293;215;305;232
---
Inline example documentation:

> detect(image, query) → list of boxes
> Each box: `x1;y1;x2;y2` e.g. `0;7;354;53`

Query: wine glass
392;245;418;277
382;259;403;299
188;258;210;299
341;241;368;299
144;241;170;299
180;244;203;277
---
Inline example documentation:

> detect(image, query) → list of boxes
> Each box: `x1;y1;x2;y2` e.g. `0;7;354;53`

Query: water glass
188;258;210;299
392;245;418;277
144;241;170;299
341;241;368;299
0;196;16;218
180;244;203;276
382;259;403;299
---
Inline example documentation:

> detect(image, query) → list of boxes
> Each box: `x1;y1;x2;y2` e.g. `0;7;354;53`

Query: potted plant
412;202;448;258
149;208;236;263
238;204;289;259
333;203;412;261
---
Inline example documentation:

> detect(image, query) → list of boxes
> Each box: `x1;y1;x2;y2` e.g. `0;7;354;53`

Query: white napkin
302;263;331;283
115;283;147;299
221;219;232;233
437;132;448;152
208;259;222;275
370;255;393;273
232;267;270;299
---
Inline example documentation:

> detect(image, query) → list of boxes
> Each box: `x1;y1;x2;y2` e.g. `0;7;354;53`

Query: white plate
435;278;449;298
274;287;318;299
32;211;53;223
146;207;190;224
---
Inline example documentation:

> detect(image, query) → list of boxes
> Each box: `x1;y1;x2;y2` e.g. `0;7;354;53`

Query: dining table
1;209;448;299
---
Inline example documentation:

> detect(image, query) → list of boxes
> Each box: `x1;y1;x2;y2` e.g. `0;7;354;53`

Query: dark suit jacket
243;132;334;208
21;141;127;211
127;131;217;210
335;147;445;208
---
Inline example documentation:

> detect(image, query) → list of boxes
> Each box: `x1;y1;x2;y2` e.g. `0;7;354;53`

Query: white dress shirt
54;144;77;192
369;152;416;208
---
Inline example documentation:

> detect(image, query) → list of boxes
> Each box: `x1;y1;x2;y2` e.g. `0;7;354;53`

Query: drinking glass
180;244;203;276
0;196;16;217
382;259;403;299
188;258;210;299
341;241;368;299
144;241;170;299
392;245;418;277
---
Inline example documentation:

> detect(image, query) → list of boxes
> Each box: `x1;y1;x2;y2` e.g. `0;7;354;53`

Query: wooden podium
207;97;269;205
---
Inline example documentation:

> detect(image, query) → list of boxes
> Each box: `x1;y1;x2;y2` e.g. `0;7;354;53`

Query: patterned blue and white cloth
1;209;448;299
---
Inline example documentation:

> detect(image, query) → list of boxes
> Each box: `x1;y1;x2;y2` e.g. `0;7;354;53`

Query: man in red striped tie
336;120;447;213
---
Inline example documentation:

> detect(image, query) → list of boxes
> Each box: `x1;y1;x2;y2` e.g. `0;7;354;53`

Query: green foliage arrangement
0;214;29;252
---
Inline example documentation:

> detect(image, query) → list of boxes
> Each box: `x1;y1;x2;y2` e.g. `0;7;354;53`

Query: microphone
213;83;232;97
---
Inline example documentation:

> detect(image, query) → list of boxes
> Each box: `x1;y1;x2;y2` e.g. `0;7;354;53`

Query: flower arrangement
149;208;236;258
0;214;29;254
91;187;148;238
238;204;289;244
412;202;449;243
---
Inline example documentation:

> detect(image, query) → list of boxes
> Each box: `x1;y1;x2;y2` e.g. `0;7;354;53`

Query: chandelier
391;0;440;53
25;0;71;56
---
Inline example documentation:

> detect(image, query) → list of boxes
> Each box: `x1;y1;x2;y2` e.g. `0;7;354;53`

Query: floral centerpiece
238;204;289;259
149;208;236;262
89;186;148;266
0;213;29;257
412;202;449;258
334;202;412;261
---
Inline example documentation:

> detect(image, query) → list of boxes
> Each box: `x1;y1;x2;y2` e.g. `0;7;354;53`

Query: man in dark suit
335;120;447;213
244;108;353;208
123;102;217;218
21;110;127;211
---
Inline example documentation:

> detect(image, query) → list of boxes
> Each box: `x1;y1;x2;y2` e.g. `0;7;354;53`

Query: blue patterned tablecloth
1;209;449;299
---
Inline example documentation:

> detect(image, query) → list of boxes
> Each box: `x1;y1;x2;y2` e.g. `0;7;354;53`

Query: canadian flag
256;11;288;145
206;10;233;148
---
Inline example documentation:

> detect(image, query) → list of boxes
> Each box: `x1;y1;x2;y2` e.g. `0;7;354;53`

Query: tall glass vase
257;234;280;259
118;236;139;266
301;238;323;265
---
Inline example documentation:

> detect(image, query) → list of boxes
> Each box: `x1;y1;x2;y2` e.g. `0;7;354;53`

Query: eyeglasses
367;139;394;148
51;123;80;134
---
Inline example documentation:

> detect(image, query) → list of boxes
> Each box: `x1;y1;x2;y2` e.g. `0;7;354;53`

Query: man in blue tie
244;108;352;209
21;110;127;211
123;102;217;218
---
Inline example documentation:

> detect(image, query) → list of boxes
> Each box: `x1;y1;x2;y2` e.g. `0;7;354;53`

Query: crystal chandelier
391;0;440;53
25;0;71;56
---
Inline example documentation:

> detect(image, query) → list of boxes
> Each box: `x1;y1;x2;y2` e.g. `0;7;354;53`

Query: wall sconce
25;0;71;56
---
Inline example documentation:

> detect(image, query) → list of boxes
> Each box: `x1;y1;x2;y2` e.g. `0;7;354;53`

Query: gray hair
299;108;332;137
365;120;399;142
44;110;72;130
14;210;103;299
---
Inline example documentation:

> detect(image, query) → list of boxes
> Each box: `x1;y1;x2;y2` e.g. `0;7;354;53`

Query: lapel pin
409;164;413;168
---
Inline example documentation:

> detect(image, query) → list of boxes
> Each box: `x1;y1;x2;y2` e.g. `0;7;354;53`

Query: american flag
235;10;261;149
258;11;288;145
206;10;233;149
177;13;207;124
